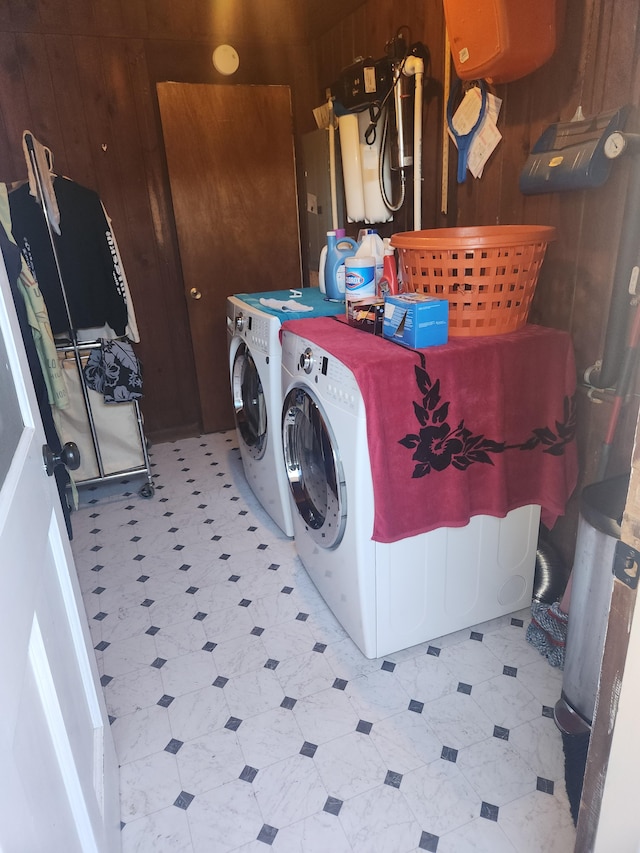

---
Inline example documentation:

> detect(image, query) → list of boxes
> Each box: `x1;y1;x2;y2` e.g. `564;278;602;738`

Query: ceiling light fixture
212;44;240;76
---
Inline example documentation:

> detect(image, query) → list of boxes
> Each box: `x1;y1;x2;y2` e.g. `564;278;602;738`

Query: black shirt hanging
9;176;128;336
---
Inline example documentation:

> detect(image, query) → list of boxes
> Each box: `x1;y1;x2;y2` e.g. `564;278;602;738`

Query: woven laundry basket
391;225;556;336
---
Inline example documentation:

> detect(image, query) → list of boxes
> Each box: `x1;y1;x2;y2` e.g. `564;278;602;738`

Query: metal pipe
404;55;424;230
328;99;339;230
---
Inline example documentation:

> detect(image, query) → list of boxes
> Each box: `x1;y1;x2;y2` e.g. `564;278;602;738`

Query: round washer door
282;385;346;549
232;342;267;459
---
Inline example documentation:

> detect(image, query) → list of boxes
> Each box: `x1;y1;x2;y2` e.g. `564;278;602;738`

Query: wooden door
0;247;120;850
157;83;302;433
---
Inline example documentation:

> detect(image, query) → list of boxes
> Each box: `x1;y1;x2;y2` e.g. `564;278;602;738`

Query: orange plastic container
443;0;559;83
390;225;556;337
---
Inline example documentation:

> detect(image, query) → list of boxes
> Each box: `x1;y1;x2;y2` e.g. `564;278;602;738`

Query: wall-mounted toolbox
519;105;630;195
443;0;561;84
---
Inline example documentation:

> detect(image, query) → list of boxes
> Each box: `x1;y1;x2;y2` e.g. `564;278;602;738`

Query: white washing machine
226;288;344;537
281;327;541;659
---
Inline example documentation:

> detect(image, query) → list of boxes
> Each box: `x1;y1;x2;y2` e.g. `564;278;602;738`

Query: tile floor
70;432;577;853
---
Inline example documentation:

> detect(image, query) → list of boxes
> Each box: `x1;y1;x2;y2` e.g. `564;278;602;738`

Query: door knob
43;442;81;477
190;287;202;300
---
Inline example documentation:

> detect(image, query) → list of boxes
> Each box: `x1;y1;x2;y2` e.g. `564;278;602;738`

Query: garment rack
24;133;154;498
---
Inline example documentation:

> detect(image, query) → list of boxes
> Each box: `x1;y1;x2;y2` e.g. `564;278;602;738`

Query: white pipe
328;99;339;230
442;29;451;216
404;56;424;231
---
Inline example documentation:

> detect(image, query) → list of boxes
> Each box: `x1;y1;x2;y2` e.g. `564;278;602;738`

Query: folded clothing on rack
83;338;143;403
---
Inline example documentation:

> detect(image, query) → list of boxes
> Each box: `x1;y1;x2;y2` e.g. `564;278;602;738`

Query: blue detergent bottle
324;230;358;301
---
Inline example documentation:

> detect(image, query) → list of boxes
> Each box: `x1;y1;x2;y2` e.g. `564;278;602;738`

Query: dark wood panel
0;2;10;29
63;0;95;35
99;39;202;435
43;34;94;184
416;8;439;228
72;36;124;211
601;0;640;107
0;0;309;41
144;0;194;41
119;0;147;38
14;32;63;161
90;0;124;37
38;0;69;31
143;0;305;44
0;32;32;181
306;0;366;39
8;0;40;32
128;41;201;436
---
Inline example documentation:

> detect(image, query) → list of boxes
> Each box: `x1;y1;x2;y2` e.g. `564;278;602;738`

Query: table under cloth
281;317;578;544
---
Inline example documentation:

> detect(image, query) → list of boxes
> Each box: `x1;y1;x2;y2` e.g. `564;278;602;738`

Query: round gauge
212;44;239;76
604;131;626;159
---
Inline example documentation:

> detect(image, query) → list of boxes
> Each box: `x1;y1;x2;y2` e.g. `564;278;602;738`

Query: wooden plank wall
0;0;315;441
309;0;640;562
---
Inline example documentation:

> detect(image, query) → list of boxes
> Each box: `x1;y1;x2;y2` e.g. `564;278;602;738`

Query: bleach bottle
324;230;358;301
356;228;384;287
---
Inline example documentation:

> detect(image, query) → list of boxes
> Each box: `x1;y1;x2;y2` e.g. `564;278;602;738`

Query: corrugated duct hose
533;526;570;603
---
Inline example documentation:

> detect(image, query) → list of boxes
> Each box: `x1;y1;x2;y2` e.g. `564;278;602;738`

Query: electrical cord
379;104;407;212
363;53;408;146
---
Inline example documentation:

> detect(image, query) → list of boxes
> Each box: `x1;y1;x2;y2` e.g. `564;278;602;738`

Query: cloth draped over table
281;317;578;544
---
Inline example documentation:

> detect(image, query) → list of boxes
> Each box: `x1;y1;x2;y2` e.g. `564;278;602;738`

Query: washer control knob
299;347;314;373
235;314;245;332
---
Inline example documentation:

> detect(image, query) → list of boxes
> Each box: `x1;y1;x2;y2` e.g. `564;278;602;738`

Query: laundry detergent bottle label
325;230;358;301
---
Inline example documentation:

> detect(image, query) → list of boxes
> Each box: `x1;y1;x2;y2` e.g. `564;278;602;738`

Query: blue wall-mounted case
519;105;630;195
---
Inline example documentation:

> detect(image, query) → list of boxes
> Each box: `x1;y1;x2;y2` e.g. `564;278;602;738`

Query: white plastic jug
356;229;384;286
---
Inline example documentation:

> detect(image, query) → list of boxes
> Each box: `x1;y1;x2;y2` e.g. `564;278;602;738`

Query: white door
0;251;120;850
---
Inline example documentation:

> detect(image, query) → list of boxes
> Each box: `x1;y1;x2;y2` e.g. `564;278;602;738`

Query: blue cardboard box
383;293;449;349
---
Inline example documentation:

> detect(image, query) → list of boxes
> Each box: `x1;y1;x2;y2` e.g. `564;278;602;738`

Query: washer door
232;342;267;459
282;386;346;549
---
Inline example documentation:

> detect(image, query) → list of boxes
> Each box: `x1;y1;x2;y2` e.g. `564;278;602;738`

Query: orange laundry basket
391;225;556;337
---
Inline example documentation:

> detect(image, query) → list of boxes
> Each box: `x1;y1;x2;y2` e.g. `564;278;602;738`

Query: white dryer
280;327;541;659
226;288;343;537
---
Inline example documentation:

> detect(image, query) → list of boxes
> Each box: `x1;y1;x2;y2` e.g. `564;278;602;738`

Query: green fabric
0;183;68;409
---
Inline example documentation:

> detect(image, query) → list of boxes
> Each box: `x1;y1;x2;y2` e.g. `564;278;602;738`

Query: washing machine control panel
235;313;275;355
299;347;314;373
290;339;361;415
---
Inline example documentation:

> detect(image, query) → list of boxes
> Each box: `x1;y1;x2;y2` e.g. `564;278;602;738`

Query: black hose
588;154;640;389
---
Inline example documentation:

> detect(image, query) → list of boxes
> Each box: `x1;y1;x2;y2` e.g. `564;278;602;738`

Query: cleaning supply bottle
377;237;399;297
319;228;348;293
356;228;384;287
324;230;358;301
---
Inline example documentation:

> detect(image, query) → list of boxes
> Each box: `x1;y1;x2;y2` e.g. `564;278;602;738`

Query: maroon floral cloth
281;317;578;543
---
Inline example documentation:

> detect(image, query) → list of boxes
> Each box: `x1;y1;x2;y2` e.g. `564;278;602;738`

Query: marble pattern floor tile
70;432;577;852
